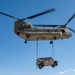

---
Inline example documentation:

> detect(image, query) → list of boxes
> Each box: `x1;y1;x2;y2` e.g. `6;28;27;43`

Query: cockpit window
62;29;65;33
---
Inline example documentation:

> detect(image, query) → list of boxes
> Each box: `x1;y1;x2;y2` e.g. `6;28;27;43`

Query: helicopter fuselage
0;8;74;42
14;21;72;41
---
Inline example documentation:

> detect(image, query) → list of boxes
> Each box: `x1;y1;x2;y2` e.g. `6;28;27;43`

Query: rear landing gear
50;41;53;44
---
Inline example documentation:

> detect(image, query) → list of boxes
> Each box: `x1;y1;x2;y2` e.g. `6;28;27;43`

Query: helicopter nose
69;32;72;37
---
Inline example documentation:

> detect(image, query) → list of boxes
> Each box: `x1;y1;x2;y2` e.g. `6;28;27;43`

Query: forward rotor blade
68;27;75;33
22;8;55;20
33;24;59;27
0;12;19;20
65;13;75;25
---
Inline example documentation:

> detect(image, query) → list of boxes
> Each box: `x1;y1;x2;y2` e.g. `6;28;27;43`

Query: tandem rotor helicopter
0;8;75;44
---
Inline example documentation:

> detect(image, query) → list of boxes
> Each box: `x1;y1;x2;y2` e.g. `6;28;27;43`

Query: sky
0;0;75;75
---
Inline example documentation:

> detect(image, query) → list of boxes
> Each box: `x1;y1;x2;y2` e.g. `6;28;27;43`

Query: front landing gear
24;40;27;43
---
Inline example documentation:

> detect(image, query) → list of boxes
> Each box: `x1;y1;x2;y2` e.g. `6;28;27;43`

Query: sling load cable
36;39;38;68
36;39;38;59
52;41;55;59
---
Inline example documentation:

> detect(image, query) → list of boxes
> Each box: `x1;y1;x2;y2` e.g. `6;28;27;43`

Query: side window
45;59;47;61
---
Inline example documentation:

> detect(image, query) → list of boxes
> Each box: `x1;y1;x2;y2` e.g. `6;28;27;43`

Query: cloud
57;69;75;75
73;69;75;72
57;72;64;74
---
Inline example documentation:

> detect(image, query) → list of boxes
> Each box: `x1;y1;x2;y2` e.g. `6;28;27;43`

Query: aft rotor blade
68;27;75;33
65;13;75;26
0;12;19;20
33;24;59;27
22;8;55;20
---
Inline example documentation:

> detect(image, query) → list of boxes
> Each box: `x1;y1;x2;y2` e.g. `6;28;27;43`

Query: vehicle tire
52;64;55;68
39;63;44;69
54;61;58;66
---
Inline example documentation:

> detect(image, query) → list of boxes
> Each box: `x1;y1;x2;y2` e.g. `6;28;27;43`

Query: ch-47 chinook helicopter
0;8;75;44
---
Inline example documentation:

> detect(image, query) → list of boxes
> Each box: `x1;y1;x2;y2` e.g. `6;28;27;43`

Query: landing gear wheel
50;41;53;44
24;40;27;43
